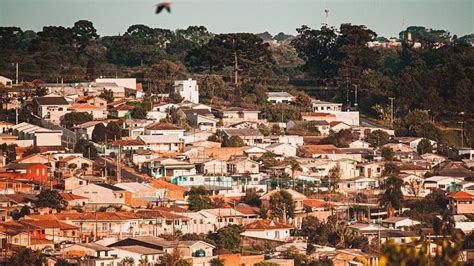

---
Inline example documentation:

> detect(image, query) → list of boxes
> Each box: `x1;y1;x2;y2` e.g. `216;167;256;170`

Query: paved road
360;117;390;129
98;157;150;183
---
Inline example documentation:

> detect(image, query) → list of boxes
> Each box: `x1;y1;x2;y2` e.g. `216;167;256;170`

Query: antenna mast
324;7;330;27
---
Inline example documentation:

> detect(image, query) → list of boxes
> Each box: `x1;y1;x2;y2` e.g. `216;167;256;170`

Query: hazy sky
1;0;473;38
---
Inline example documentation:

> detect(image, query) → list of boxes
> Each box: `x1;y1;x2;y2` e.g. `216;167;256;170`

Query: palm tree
378;175;403;217
328;163;342;192
287;157;302;189
120;257;135;266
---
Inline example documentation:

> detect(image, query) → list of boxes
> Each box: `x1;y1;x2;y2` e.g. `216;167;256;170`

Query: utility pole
389;97;395;129
459;121;465;148
15;63;19;85
233;51;239;84
354;84;358;108
116;145;121;183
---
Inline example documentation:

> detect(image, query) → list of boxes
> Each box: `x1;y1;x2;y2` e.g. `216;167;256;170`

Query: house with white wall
174;78;199;103
241;220;292;241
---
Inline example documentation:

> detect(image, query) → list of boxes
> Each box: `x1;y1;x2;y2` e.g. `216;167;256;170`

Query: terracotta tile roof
107;99;128;107
234;203;260;215
19;219;79;230
150;179;188;191
68;103;103;111
244;220;292;230
109;139;146;146
30;237;54;245
27;212;141;221
145;122;183;131
300;144;340;154
448;191;474;200
303;199;328;208
135;209;189;220
60;193;89;201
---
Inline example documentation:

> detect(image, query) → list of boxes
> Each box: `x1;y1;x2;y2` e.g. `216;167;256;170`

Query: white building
267;92;294;104
0;76;13;87
174;78;199;103
95;78;137;90
241;220;292;241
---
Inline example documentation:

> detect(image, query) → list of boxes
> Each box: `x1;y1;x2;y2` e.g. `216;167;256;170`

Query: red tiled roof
145;122;183;131
448;191;474;200
234;203;260;215
60;193;89;201
109;139;146;146
303;199;328;208
244;220;292;230
300;144;339;154
20;219;79;230
27;212;141;221
151;179;188;192
107;99;128;107
68;103;103;111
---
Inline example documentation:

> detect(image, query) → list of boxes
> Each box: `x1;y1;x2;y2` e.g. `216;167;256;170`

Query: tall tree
35;189;67;211
269;190;295;222
378;176;403;217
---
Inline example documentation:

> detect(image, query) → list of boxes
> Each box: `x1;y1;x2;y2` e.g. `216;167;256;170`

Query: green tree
55;259;74;266
7;248;46;266
35;189;67;211
321;129;357;147
224;136;245;147
287;157;302;188
240;188;262;207
269;190;295;221
209;258;224;266
131;106;147;119
185;33;274;82
213;224;243;250
378;176;403;217
199;74;229;103
417;138;433;155
366;130;390;148
74;138;98;159
259;151;278;167
186;186;212;211
23;145;41;157
72;20;99;49
62;112;93;128
120;257;135;266
291;25;340;78
380;236;462;266
271;124;283;135
159;249;191;266
258;124;271;136
106;121;122;141
91;123;107;143
99;89;114;103
381;147;394;161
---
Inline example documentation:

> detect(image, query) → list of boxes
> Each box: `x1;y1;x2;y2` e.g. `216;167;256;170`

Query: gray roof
114;245;164;255
33;97;69;105
222;128;263;137
77;243;113;252
267;92;293;98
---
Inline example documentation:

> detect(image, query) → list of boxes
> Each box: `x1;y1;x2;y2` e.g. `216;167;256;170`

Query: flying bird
156;2;171;14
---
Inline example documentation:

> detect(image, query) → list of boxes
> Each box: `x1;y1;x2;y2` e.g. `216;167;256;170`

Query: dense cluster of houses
0;74;473;265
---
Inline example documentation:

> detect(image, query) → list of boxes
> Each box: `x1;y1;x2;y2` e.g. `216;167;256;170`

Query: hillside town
0;72;472;266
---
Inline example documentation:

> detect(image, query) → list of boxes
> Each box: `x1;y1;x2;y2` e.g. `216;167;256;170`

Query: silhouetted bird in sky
156;2;171;14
